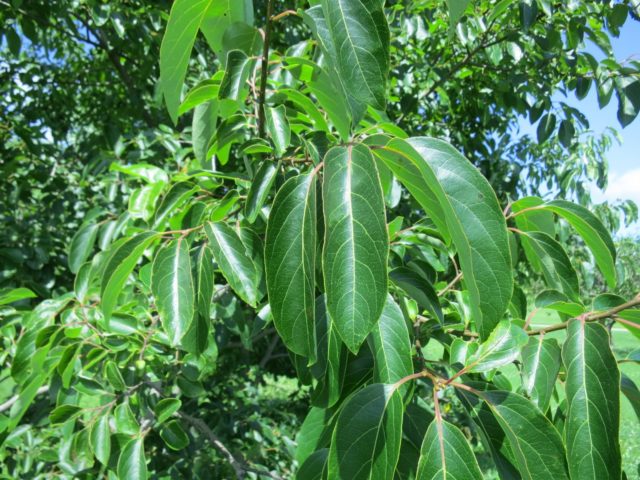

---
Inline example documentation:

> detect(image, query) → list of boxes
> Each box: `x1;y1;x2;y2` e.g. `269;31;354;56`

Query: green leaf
49;404;81;425
192;101;219;163
90;413;111;466
446;0;471;33
389;267;442;323
200;0;253;56
194;244;214;332
0;287;36;306
328;384;403;480
159;0;251;122
373;137;512;339
117;438;147;480
179;77;221;115
616;77;640;127
296;407;332;464
621;374;640;422
519;231;580;301
323;145;388;353
617;308;640;339
159;0;215;123
205;222;258;306
69;223;99;274
104;361;126;391
160;420;190;450
218;50;251;101
368;295;413;392
297;448;329;480
512;196;556;272
416;418;483;480
101;232;157;322
319;0;390;110
154;398;182;425
115;402;139;435
466;321;528;372
265;105;291;157
540;199;616;288
265;173;318;359
562;319;621;479
310;295;345;408
521;336;561;413
153;182;198;229
151;239;195;346
245;160;279;224
537;113;556;143
481;390;569;480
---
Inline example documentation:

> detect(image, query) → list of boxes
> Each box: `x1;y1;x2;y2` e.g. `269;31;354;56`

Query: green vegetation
1;1;639;479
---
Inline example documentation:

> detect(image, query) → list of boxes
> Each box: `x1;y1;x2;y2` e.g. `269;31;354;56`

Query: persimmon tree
1;1;640;479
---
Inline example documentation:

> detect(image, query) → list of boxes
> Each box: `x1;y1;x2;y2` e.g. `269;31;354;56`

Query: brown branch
257;0;276;138
437;272;463;297
179;412;282;480
528;294;640;336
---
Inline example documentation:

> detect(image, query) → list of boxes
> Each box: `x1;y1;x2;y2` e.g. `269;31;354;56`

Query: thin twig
437;272;463;297
528;294;640;336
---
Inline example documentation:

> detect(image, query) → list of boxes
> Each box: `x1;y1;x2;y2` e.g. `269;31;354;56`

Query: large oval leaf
328;383;403;480
100;232;157;322
373;137;513;339
322;145;388;353
416;419;483;480
151;239;195;346
245;160;279;223
481;390;569;480
69;223;99;274
117;437;147;480
319;0;390;110
562;319;621;479
521;336;561;413
205;222;258;307
265;173;318;360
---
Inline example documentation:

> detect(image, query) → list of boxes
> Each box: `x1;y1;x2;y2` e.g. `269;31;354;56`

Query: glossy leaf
117;438;147;480
205;222;258;307
218;50;251;101
192;101;218;163
368;295;413;391
90;413;111;466
151;239;195;346
297;448;329;480
101;232;157;322
0;287;37;306
373;137;512;339
540;199;617;288
245;160;279;224
265;105;291;157
481;390;569;480
322;145;388;353
466;321;528;373
416;418;483;480
319;0;390;110
520;231;580;301
154;398;182;425
328;383;403;480
68;223;99;274
562;319;621;479
160;420;189;450
265;173;318;359
160;0;216;123
521;336;561;412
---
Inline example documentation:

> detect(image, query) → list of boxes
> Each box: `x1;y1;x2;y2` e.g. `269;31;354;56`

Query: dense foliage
1;0;640;479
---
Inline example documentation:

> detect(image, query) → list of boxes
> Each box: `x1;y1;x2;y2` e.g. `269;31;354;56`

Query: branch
257;0;275;138
528;294;640;336
0;386;49;414
178;412;282;480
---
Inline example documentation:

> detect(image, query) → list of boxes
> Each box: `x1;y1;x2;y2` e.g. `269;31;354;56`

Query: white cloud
593;168;640;206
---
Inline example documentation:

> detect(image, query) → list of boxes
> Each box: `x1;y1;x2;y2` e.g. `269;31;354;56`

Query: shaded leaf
117;438;147;480
265;105;291;157
521;336;561;413
245;160;279;223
